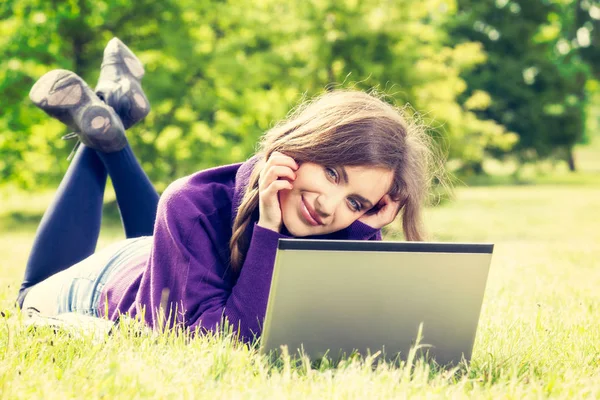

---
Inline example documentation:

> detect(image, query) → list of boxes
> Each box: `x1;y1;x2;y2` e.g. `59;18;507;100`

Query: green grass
1;147;600;398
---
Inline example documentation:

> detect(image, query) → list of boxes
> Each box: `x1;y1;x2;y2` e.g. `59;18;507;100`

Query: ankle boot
30;69;127;153
95;37;150;130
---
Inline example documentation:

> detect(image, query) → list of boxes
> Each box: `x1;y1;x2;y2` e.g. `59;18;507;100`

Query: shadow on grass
0;200;124;232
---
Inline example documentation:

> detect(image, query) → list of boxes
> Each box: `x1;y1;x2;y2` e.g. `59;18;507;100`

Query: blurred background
0;0;598;192
1;2;599;386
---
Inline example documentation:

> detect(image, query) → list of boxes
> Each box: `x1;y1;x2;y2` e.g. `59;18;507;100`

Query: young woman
18;38;438;342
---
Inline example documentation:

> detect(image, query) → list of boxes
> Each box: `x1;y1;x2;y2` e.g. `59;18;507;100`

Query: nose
314;192;344;219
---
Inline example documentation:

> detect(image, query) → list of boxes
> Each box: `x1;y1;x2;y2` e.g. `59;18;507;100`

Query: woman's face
278;162;394;237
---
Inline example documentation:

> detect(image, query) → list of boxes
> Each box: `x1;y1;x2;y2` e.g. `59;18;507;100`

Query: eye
325;167;338;182
348;198;363;212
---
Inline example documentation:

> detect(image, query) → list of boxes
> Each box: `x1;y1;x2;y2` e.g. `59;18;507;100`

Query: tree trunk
72;0;89;76
567;148;576;172
72;37;85;77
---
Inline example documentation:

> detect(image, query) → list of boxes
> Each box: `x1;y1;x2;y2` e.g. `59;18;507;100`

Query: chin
281;217;313;237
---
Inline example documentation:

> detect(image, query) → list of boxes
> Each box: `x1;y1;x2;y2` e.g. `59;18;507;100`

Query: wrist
257;219;281;233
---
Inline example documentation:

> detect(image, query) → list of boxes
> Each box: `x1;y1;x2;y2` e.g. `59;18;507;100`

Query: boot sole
103;37;145;79
96;38;150;128
30;69;87;111
30;69;127;152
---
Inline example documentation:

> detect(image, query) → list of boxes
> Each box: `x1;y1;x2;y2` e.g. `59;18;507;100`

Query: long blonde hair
230;90;444;271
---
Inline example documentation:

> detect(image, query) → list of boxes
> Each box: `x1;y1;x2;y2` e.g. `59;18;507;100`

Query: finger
378;196;401;223
262;180;293;204
259;167;296;192
265;157;298;174
266;152;299;170
364;195;395;223
366;194;390;215
377;194;392;208
259;165;296;188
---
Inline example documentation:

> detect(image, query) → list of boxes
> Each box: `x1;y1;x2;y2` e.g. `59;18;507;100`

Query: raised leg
19;146;107;297
94;37;158;237
95;143;159;238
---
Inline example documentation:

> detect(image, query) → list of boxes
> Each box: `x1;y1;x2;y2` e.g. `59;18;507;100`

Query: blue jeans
22;238;146;316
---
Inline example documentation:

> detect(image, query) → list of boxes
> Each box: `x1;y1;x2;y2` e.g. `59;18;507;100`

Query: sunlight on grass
1;144;599;398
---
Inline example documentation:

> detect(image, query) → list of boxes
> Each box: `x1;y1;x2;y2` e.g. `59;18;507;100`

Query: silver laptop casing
260;240;493;365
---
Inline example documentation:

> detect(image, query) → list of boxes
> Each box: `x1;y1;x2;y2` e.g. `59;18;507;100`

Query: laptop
260;239;494;366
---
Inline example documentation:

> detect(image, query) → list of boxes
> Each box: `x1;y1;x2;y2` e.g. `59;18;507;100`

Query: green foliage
448;0;593;169
572;0;600;79
0;0;517;188
0;0;188;187
1;0;594;187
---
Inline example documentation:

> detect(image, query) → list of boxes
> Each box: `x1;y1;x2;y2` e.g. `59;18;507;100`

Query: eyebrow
339;165;349;184
338;166;375;208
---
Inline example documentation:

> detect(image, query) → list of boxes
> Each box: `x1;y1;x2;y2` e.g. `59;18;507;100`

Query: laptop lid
260;239;494;366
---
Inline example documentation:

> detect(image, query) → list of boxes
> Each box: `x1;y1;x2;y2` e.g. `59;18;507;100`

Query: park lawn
0;167;599;398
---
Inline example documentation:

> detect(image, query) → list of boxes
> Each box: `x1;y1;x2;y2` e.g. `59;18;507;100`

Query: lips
300;195;323;226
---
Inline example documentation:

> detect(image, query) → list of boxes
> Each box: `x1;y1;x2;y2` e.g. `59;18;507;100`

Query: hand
358;194;401;229
257;151;298;233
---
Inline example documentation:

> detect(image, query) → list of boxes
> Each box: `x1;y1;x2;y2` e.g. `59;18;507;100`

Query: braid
229;166;261;272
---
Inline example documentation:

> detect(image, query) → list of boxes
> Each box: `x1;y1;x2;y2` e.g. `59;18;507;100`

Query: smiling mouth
300;196;322;226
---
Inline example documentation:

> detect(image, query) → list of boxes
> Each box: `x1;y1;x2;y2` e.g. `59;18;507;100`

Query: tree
0;0;191;187
449;0;592;171
1;0;517;189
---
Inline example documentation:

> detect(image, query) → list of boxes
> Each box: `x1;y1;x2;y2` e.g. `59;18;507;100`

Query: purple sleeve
130;180;198;330
186;223;285;341
335;219;382;241
132;179;285;342
133;177;380;341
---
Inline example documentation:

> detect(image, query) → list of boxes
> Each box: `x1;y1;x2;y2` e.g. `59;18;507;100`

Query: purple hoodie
99;157;381;341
